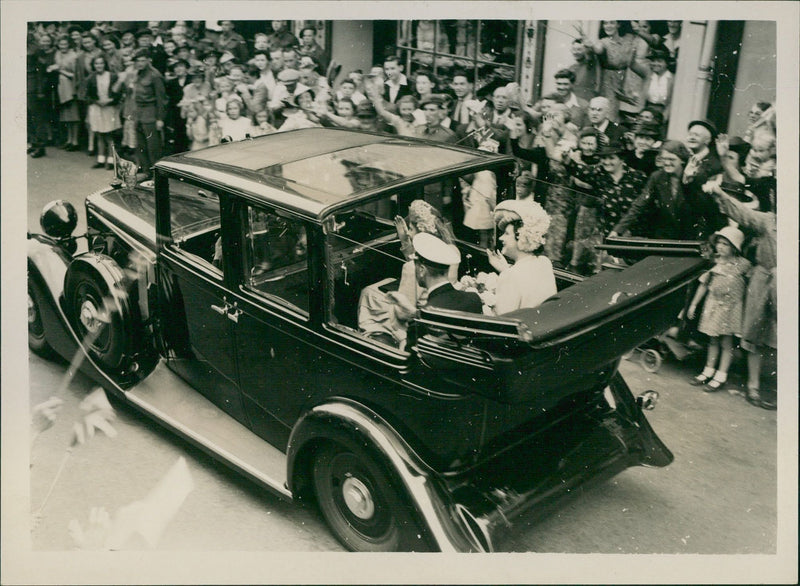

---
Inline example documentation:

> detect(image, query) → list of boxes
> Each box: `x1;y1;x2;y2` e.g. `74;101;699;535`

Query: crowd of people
26;20;778;408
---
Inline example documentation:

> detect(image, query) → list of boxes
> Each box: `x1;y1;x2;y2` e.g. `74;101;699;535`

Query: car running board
124;360;291;499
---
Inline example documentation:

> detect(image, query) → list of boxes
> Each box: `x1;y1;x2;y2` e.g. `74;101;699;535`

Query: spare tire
63;254;137;374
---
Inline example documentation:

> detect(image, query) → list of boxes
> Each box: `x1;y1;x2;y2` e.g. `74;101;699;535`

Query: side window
167;178;223;274
241;206;309;315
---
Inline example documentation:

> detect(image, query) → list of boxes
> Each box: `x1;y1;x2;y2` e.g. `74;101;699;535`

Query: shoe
27;146;36;154
746;387;777;410
87;149;96;157
59;142;71;149
30;148;46;158
65;144;79;151
106;162;114;170
91;162;105;169
703;375;727;393
690;372;713;386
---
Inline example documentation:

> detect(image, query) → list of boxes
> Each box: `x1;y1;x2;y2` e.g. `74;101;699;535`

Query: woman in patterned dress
591;20;637;122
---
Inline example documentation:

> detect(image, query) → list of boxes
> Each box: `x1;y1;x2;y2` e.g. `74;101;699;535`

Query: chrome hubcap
342;474;375;520
79;299;106;334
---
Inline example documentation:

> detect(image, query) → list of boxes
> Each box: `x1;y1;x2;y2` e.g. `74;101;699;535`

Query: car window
167;178;223;275
241;205;309;315
325;193;409;347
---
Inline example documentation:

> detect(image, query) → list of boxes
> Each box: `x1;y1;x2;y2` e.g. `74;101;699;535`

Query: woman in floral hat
487;199;557;314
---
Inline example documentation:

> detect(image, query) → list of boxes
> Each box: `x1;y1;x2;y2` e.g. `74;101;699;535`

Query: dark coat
613;170;691;239
426;283;483;314
85;71;123;106
382;80;414;104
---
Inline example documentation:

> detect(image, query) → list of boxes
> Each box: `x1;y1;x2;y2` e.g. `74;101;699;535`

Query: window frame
235;200;313;320
395;20;523;90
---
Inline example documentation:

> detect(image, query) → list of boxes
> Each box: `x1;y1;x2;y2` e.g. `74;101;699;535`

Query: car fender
286;398;487;552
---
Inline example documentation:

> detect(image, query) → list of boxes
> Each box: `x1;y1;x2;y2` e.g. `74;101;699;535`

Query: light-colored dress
87;72;121;133
463;170;497;231
495;254;557;315
697;256;751;337
596;34;636;121
217;115;253;142
54;49;79;121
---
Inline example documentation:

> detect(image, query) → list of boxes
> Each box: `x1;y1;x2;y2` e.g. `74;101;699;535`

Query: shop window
396;20;519;95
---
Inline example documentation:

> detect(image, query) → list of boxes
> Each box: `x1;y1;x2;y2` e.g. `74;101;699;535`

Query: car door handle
226;303;242;323
210;303;229;315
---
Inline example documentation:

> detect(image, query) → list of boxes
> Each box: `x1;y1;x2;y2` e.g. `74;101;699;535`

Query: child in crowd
249;109;276;137
687;226;751;392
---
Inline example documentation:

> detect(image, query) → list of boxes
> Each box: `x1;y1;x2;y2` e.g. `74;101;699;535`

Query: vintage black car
27;128;707;552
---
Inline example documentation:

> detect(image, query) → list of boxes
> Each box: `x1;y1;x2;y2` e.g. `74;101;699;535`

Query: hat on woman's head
688;119;718;140
712;225;745;253
493;199;551;253
660;140;691;162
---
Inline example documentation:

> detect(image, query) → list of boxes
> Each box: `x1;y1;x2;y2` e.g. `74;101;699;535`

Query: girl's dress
697;256;751;337
217;115;253;142
713;192;777;350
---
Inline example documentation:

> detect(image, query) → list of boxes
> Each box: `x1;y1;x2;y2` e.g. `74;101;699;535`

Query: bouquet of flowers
455;271;498;315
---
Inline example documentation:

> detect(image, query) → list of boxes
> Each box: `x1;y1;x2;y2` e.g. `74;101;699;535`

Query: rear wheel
28;280;55;358
312;441;427;552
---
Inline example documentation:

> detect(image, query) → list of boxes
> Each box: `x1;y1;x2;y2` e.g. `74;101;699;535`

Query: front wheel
312;441;428;552
28;279;55;358
64;266;131;373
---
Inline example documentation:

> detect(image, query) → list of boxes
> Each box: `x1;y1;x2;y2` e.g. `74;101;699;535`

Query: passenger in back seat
394;199;458;307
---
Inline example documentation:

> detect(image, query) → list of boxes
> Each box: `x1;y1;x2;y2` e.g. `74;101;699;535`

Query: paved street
22;146;781;561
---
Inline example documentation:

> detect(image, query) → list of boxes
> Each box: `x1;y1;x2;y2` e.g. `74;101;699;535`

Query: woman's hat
660;140;691;162
633;121;661;138
493;199;551;253
712;225;745;253
596;142;625;158
688;119;718;140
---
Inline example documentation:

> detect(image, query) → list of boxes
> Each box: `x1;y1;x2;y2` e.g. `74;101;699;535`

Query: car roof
156;128;510;220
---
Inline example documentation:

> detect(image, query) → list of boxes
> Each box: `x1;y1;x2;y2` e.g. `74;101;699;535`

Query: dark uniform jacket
426;283;483;314
132;64;167;123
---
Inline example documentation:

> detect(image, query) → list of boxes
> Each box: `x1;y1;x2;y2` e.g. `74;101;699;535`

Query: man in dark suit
584;96;624;146
412;233;482;313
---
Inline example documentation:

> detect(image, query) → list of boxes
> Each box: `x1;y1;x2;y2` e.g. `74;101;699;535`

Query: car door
156;175;249;425
227;201;319;449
